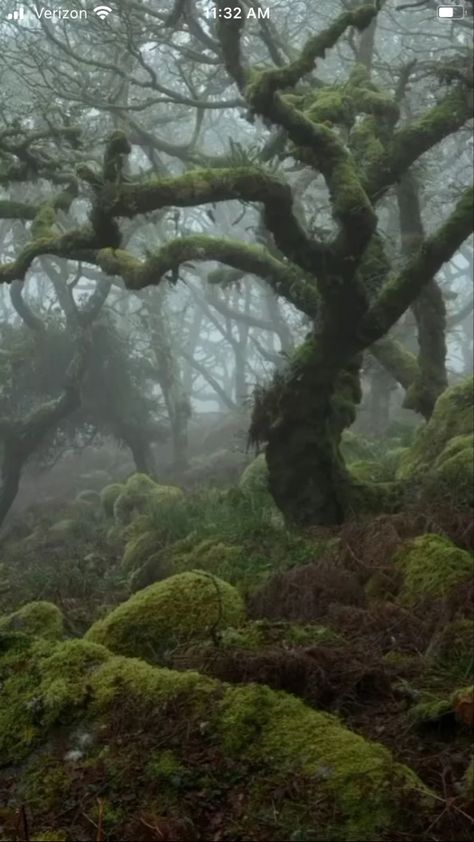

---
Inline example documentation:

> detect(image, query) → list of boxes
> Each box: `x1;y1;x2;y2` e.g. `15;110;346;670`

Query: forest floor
0;482;472;842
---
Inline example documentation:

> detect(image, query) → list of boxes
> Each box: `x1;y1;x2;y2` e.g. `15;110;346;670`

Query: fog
0;2;473;839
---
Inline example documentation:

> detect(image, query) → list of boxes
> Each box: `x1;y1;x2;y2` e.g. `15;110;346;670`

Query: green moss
423;434;474;506
341;429;378;461
384;447;410;477
31;204;56;239
171;539;245;578
0;635;430;840
348;479;403;516
22;754;72;812
74;489;101;506
0;601;64;640
395;534;473;604
121;528;162;574
305;88;354;127
150;484;184;506
410;684;473;729
146;749;186;783
397;377;474;481
349;459;389;483
217;682;428;840
47;518;76;536
427;618;474;684
85;571;245;663
0;637;110;762
30;834;67;842
100;482;125;517
239;453;269;496
408;695;453;725
113;473;184;525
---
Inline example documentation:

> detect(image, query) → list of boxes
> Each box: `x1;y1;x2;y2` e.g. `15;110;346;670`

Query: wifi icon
93;5;112;20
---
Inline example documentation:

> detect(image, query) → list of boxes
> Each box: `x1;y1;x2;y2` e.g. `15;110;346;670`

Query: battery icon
438;4;465;17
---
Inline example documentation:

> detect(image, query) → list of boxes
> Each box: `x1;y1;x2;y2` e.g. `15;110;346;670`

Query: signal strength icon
6;7;25;20
93;5;112;19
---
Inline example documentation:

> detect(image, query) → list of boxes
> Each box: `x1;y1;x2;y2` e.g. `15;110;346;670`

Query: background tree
0;0;472;526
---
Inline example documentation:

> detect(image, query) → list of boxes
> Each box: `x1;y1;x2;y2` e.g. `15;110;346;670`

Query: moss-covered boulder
0;634;431;840
349;459;389;483
395;534;473;604
239;454;284;525
85;571;245;662
239;453;269;496
74;489;101;506
113;472;184;525
423;433;474;507
100;482;125;517
0;601;63;641
397;378;474;505
121;527;163;574
171;538;245;579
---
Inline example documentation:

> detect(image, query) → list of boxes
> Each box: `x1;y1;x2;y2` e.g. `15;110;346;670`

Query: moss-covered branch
241;5;377;96
109;167;325;276
0;332;90;527
356;188;474;348
96;236;319;315
0;227;98;284
397;172;447;418
0;200;38;220
370;338;419;390
367;86;473;199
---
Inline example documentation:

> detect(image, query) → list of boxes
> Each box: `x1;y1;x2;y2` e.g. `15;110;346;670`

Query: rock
395;534;473;604
397;377;474;505
0;634;432;840
99;482;125;517
0;601;64;641
85;570;245;662
113;473;184;525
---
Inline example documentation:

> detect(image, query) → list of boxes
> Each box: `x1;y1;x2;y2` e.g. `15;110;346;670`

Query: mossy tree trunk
0;339;89;528
397;172;448;418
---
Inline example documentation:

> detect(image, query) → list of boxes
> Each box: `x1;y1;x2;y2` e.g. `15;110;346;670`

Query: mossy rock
74;489;101;506
239;453;269;496
47;518;77;536
171;538;245;579
113;473;184;525
0;601;63;641
238;454;284;525
341;430;378;462
100;482;125;517
383;447;410;478
348;459;389;483
423;434;474;507
85;571;245;662
121;528;162;574
397;377;473;482
0;635;431;840
395;534;473;604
